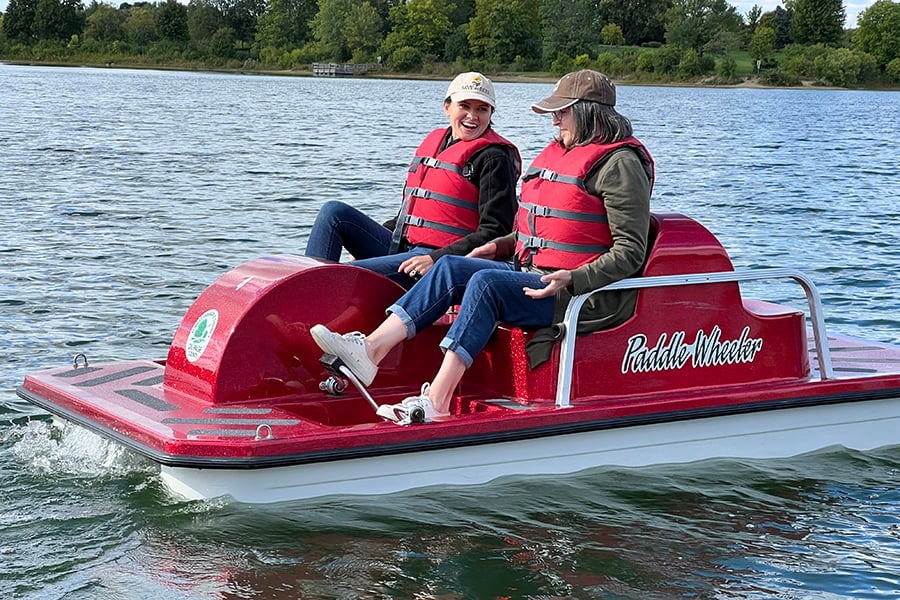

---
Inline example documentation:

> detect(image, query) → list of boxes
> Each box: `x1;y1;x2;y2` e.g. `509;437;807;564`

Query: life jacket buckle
539;168;559;182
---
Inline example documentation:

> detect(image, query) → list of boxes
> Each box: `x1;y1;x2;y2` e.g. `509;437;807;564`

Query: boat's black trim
16;384;900;470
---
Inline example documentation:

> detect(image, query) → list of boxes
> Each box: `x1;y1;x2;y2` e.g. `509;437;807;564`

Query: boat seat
466;213;809;404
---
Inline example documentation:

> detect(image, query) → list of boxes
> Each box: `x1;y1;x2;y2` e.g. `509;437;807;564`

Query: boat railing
555;268;833;407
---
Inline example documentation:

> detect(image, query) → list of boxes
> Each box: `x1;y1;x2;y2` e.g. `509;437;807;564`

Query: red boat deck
815;334;900;377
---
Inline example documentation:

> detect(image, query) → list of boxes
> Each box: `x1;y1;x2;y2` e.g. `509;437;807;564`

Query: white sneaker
376;383;450;424
310;324;378;386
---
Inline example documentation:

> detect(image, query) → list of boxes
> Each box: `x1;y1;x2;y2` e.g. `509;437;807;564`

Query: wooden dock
311;62;380;77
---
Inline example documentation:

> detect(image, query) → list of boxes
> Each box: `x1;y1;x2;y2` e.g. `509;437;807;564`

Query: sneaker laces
401;383;431;406
342;331;367;345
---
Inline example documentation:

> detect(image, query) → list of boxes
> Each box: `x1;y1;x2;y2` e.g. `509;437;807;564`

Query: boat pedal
319;353;346;378
318;353;384;417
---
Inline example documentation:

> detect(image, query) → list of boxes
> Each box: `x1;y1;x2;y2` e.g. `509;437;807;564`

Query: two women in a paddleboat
312;70;655;423
304;72;521;289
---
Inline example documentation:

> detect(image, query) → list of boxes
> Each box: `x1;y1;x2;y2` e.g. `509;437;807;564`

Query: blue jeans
388;255;557;368
304;200;431;288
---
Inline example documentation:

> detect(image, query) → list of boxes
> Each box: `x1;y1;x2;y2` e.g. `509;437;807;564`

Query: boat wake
5;419;155;478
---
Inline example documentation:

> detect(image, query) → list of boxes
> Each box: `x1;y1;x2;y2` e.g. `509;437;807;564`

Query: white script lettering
621;326;764;374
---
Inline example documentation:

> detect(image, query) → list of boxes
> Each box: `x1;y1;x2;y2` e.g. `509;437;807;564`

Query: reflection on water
2;64;900;598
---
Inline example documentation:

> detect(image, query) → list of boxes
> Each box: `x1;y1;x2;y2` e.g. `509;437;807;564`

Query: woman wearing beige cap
311;70;653;423
305;72;521;289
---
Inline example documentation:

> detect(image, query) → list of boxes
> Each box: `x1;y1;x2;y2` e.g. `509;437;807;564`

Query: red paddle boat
17;213;900;503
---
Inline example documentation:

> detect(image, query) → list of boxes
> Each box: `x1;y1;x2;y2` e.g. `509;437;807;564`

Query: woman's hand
399;255;435;279
523;269;572;299
466;242;497;260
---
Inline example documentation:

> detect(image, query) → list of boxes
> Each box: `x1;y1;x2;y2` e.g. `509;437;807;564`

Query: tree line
2;0;899;87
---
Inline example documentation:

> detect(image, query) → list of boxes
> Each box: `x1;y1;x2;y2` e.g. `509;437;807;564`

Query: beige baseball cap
532;70;616;113
446;72;496;108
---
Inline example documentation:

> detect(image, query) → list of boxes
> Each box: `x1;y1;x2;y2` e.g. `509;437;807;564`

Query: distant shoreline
4;58;893;91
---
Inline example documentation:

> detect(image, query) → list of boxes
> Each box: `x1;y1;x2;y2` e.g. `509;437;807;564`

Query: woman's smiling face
444;99;493;142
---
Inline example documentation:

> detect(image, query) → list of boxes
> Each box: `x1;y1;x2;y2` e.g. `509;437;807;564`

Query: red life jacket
399;128;520;249
515;137;654;270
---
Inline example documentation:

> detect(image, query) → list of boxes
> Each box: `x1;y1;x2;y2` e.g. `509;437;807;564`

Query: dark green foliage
772;6;792;48
790;0;844;46
33;0;83;41
84;4;124;41
387;44;422;70
597;0;668;46
853;0;900;66
468;0;541;63
4;0;39;43
156;0;188;41
886;57;900;81
541;0;602;62
715;54;736;78
208;25;235;56
444;23;470;61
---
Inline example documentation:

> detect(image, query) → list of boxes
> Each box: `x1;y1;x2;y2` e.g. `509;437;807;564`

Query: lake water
2;63;900;598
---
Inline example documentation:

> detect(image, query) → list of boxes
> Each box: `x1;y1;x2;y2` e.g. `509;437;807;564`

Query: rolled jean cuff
439;336;475;369
386;304;417;339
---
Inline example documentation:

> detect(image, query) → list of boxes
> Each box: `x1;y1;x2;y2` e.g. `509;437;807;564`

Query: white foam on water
6;419;156;478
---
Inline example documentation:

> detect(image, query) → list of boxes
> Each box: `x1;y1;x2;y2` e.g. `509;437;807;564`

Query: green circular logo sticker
186;309;218;363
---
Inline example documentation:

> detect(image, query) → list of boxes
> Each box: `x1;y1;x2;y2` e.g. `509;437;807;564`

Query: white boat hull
160;395;900;504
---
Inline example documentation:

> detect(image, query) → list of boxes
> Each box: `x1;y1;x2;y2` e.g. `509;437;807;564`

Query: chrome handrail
555;268;833;407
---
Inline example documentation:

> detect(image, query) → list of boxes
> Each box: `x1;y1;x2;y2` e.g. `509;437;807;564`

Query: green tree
344;1;383;61
157;0;189;42
716;54;736;77
383;0;454;58
886;56;900;80
310;0;354;60
813;46;877;85
748;25;776;63
601;22;625;45
123;5;156;46
218;0;265;46
597;0;667;46
665;0;743;55
771;5;792;47
444;23;470;60
208;24;235;56
654;44;682;72
448;0;475;26
254;0;315;50
84;3;124;41
745;4;761;30
33;0;84;42
387;44;422;70
4;0;38;43
541;0;601;64
635;49;655;72
789;0;844;46
853;0;900;67
187;0;224;49
468;0;540;63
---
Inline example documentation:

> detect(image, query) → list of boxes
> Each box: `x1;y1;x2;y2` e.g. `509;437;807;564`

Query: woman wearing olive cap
304;72;521;290
311;70;654;423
